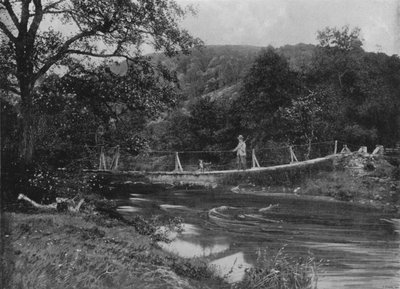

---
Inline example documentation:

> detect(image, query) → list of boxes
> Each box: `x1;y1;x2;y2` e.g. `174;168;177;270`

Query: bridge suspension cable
91;140;342;172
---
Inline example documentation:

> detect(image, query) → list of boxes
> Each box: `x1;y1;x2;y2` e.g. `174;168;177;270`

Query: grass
234;246;319;289
1;212;227;289
2;211;322;289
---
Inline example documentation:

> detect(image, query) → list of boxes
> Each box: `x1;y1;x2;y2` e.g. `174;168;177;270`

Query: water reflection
180;223;201;236
160;204;190;211
159;238;230;258
117;206;142;213
209;252;252;283
130;193;142;197
129;197;150;202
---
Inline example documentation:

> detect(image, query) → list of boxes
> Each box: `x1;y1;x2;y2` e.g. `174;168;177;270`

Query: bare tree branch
43;0;66;12
3;0;20;29
18;193;85;212
0;21;17;41
65;49;137;62
28;0;43;41
0;85;20;95
29;9;69;16
18;193;57;210
29;0;70;16
69;11;83;31
33;30;98;82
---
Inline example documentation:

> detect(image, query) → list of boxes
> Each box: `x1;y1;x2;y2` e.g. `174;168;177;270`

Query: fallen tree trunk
18;194;84;212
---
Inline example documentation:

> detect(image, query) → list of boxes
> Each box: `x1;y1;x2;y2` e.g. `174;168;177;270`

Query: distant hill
151;44;316;102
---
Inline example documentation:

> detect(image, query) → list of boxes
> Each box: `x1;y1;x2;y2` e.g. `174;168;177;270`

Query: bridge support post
334;140;338;154
252;149;260;168
99;146;107;170
110;145;120;170
174;152;183;172
372;145;384;156
289;146;298;163
340;145;351;154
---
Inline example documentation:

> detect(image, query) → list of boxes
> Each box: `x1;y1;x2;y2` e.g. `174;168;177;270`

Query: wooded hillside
146;30;400;152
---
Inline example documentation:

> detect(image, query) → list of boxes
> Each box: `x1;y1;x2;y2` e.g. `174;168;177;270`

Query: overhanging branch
1;84;20;95
3;0;19;29
28;0;43;41
29;9;70;16
0;21;16;42
65;49;137;62
43;0;67;12
33;29;97;83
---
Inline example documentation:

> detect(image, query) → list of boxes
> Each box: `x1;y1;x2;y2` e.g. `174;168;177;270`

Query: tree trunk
20;113;35;163
19;83;35;164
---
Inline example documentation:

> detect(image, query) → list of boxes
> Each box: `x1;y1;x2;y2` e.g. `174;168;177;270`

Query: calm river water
112;182;400;289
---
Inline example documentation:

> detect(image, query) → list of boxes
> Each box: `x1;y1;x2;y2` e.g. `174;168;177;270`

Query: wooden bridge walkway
85;141;390;186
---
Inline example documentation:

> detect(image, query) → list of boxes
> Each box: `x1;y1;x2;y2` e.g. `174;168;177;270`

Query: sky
176;0;400;55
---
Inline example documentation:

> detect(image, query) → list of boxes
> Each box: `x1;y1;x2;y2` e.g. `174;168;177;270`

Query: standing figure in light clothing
233;135;246;170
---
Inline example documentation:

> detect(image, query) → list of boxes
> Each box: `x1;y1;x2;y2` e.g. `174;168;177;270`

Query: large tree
310;26;400;146
0;0;200;162
231;47;300;145
313;25;363;89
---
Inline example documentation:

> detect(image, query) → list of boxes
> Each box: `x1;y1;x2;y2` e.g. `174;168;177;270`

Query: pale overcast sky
177;0;400;55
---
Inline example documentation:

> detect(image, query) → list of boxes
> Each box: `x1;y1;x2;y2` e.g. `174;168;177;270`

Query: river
111;182;400;289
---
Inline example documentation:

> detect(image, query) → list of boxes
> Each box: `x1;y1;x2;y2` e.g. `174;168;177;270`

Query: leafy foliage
0;0;201;162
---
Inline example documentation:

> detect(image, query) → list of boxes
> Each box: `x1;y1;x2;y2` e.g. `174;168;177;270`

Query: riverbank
1;211;228;289
228;153;400;215
2;209;320;289
1;171;322;289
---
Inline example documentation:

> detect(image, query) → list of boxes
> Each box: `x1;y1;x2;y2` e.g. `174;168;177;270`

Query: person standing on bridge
233;135;247;170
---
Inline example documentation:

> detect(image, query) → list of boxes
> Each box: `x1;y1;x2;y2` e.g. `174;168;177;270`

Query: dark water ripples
113;184;400;288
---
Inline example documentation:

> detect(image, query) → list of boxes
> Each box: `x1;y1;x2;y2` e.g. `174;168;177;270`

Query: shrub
170;258;214;280
330;189;355;201
131;215;183;243
234;247;319;289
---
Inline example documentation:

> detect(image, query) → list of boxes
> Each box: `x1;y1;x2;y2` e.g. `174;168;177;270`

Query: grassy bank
1;212;227;289
1;211;320;289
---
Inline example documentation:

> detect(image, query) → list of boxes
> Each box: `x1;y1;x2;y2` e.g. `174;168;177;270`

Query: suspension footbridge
83;140;385;186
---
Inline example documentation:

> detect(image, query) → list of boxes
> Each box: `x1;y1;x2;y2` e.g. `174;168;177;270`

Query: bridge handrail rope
65;140;388;172
81;141;337;153
104;140;338;172
120;140;336;155
89;139;390;172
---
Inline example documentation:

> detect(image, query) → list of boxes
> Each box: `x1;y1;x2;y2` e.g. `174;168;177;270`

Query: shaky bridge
93;140;385;172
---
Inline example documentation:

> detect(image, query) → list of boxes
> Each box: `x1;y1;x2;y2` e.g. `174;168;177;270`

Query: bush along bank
234;247;319;289
298;153;400;213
